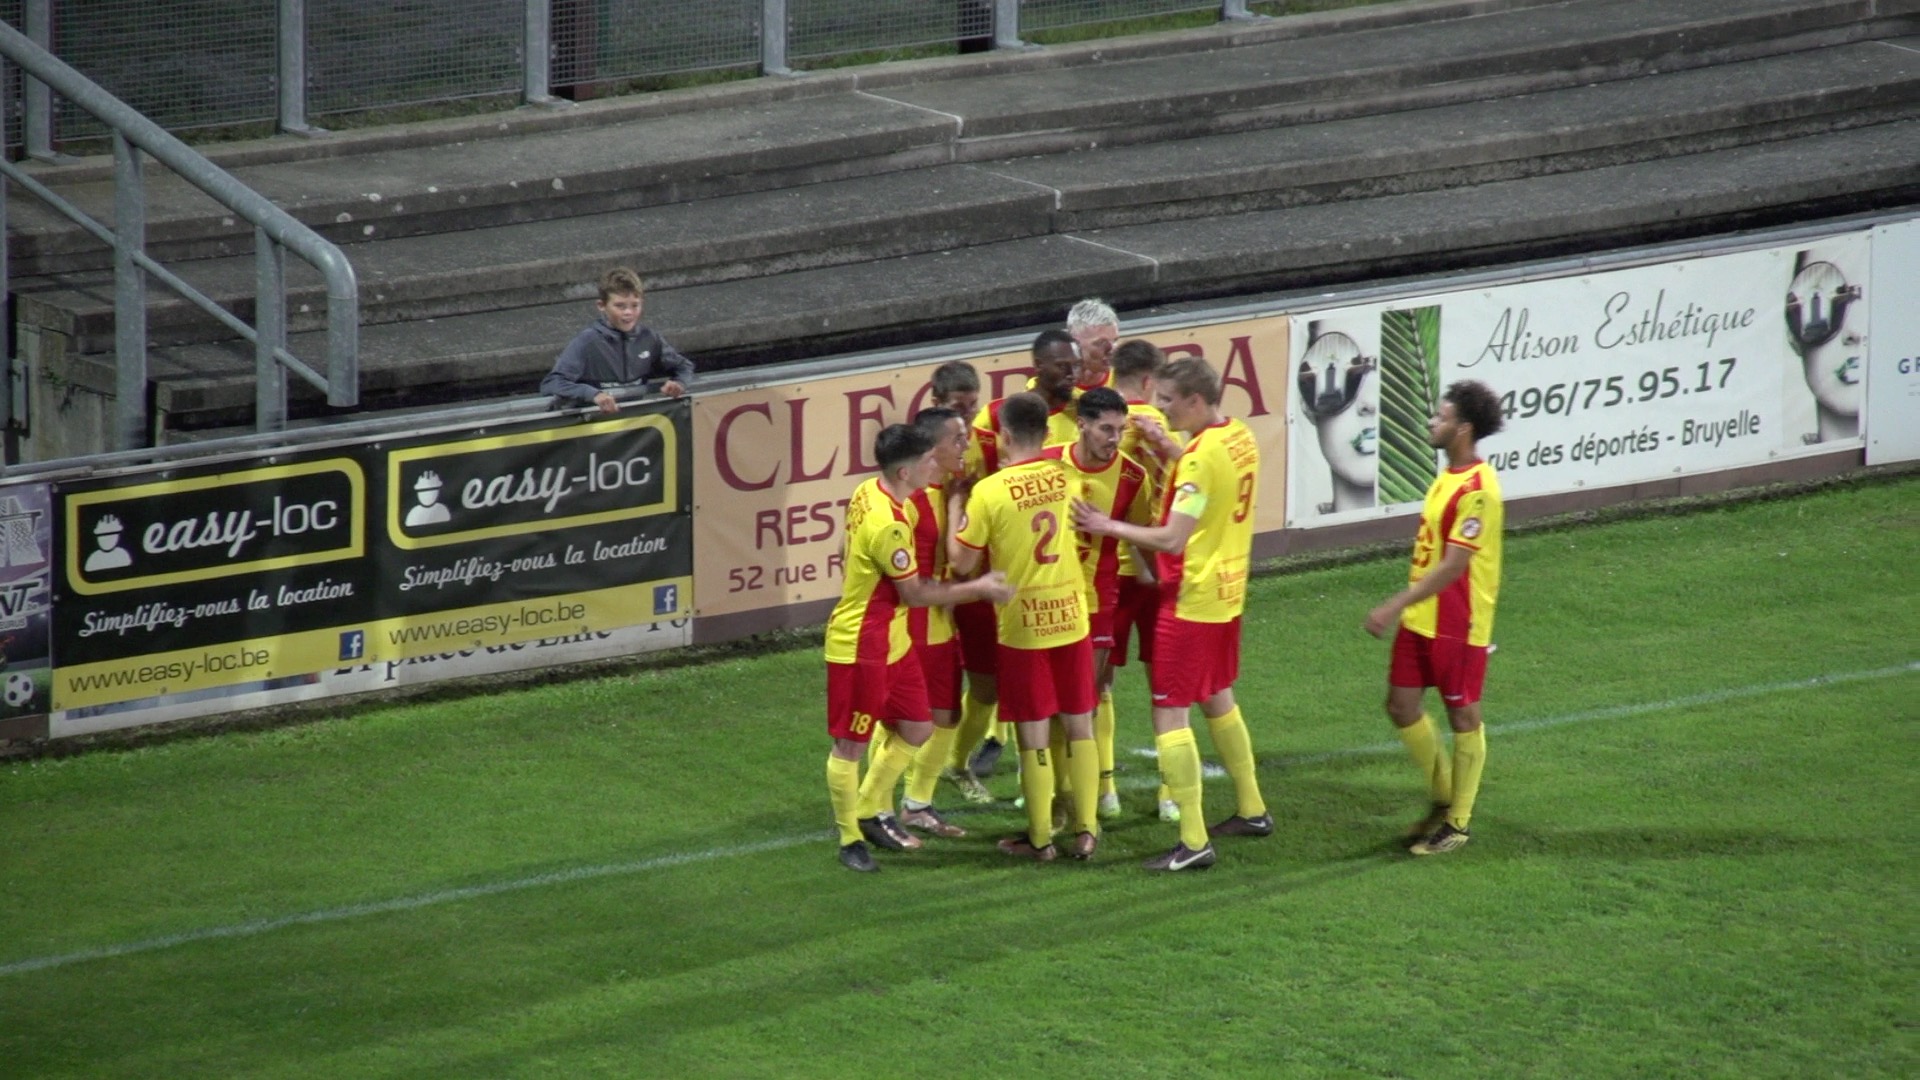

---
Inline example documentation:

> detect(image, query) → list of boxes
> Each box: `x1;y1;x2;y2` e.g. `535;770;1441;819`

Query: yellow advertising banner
691;314;1291;625
52;576;691;711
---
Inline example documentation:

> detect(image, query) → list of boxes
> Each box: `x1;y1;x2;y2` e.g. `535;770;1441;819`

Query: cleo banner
1286;233;1870;526
50;402;693;726
1865;219;1920;465
691;315;1291;628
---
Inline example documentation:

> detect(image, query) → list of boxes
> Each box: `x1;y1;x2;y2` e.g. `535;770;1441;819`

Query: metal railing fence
3;2;1258;148
0;21;358;449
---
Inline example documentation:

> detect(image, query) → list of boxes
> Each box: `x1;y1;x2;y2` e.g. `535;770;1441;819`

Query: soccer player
1108;339;1179;820
1364;381;1506;856
950;393;1101;861
928;359;981;429
1074;357;1269;872
1047;388;1156;822
955;332;1082;781
1067;298;1121;391
891;406;988;829
826;424;1011;873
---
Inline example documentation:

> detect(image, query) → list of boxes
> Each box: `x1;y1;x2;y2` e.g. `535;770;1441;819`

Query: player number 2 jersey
1401;460;1504;646
1159;418;1258;623
956;457;1088;649
824;477;917;665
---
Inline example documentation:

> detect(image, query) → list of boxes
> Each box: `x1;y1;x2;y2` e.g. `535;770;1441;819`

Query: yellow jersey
1401;460;1504;647
965;396;1080;479
1045;443;1154;613
823;477;917;665
955;456;1088;650
907;480;956;647
1160;418;1258;623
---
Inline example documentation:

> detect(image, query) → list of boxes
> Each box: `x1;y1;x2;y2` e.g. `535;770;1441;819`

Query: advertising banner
691;315;1291;630
1866;219;1920;465
50;402;694;719
1287;234;1870;526
0;482;54;727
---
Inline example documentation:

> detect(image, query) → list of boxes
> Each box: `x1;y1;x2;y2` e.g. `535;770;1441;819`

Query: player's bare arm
902;569;1010;608
1072;500;1198;554
1365;542;1474;638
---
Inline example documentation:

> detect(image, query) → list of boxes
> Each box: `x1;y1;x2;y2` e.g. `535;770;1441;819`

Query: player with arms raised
1074;357;1270;871
825;424;1011;873
1365;381;1506;856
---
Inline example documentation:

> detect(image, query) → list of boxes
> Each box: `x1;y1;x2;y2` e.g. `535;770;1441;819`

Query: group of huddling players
822;299;1509;873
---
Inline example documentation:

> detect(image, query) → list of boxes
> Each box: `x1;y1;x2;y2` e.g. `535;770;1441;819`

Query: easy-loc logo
387;414;678;550
64;460;366;596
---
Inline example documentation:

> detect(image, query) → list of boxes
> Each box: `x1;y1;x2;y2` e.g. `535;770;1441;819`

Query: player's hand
1364;603;1399;638
976;570;1015;604
660;380;687;398
593;391;620;414
1070;497;1112;534
1131;413;1175;452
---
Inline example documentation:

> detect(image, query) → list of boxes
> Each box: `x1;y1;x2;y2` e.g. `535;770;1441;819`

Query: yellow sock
1206;706;1266;818
855;735;915;819
1050;721;1071;797
1067;737;1101;834
951;692;994;769
1448;726;1487;830
1395;712;1454;805
989;715;1008;745
865;725;894;771
826;755;862;846
1018;745;1055;847
1158;782;1173;805
1155;727;1209;850
1095;692;1118;797
905;724;957;806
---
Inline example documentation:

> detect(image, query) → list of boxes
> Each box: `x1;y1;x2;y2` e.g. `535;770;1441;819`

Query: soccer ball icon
4;672;35;709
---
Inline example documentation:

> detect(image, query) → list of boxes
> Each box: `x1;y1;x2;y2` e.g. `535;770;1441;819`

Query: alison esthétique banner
51;403;693;720
1286;233;1870;525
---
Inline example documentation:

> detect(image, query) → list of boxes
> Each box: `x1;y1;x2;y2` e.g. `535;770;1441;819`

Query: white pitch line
3;660;1912;979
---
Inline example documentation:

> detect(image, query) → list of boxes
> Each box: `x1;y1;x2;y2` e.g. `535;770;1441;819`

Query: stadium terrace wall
0;211;1912;741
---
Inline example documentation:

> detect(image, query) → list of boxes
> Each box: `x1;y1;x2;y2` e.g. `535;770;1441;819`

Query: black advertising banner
52;403;692;711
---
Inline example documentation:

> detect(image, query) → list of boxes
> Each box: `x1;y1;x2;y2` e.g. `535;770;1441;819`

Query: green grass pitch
2;475;1915;1078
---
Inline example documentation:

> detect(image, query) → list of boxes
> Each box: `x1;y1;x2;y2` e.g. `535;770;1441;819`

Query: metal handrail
0;19;358;450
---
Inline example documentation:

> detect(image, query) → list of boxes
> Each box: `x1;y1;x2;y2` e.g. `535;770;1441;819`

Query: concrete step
125;119;1920;430
23;39;1919;352
5;0;1903;275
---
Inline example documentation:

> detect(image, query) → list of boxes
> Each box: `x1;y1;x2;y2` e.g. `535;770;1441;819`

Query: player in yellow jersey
951;393;1102;861
1365;381;1505;856
825;424;1011;873
955;332;1082;782
1075;357;1269;872
888;406;989;833
1047;388;1157;822
1107;339;1179;820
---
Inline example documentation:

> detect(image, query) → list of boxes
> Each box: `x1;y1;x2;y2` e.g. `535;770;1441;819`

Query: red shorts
1389;626;1489;707
995;637;1097;724
1111;575;1160;666
954;600;999;676
1087;606;1116;651
1150;614;1240;710
826;652;929;742
919;638;962;712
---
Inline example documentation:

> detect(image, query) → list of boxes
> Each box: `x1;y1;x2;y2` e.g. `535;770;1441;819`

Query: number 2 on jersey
1031;510;1061;564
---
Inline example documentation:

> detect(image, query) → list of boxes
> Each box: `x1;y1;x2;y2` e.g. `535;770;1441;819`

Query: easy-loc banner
691;315;1291;631
51;403;693;721
1287;233;1870;525
1866;219;1920;465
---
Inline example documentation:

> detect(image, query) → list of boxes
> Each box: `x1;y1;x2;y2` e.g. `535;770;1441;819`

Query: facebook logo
338;630;366;661
652;584;678;616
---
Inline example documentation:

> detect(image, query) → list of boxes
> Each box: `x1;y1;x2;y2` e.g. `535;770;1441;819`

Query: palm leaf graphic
1378;305;1441;506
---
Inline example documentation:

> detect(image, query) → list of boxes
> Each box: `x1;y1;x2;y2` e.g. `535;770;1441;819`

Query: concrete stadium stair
7;0;1918;439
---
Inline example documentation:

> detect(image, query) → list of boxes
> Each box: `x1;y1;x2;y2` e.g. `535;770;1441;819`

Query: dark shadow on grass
1489;821;1822;861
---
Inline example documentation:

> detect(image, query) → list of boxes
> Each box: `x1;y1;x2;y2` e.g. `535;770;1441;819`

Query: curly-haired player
1364;380;1506;856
